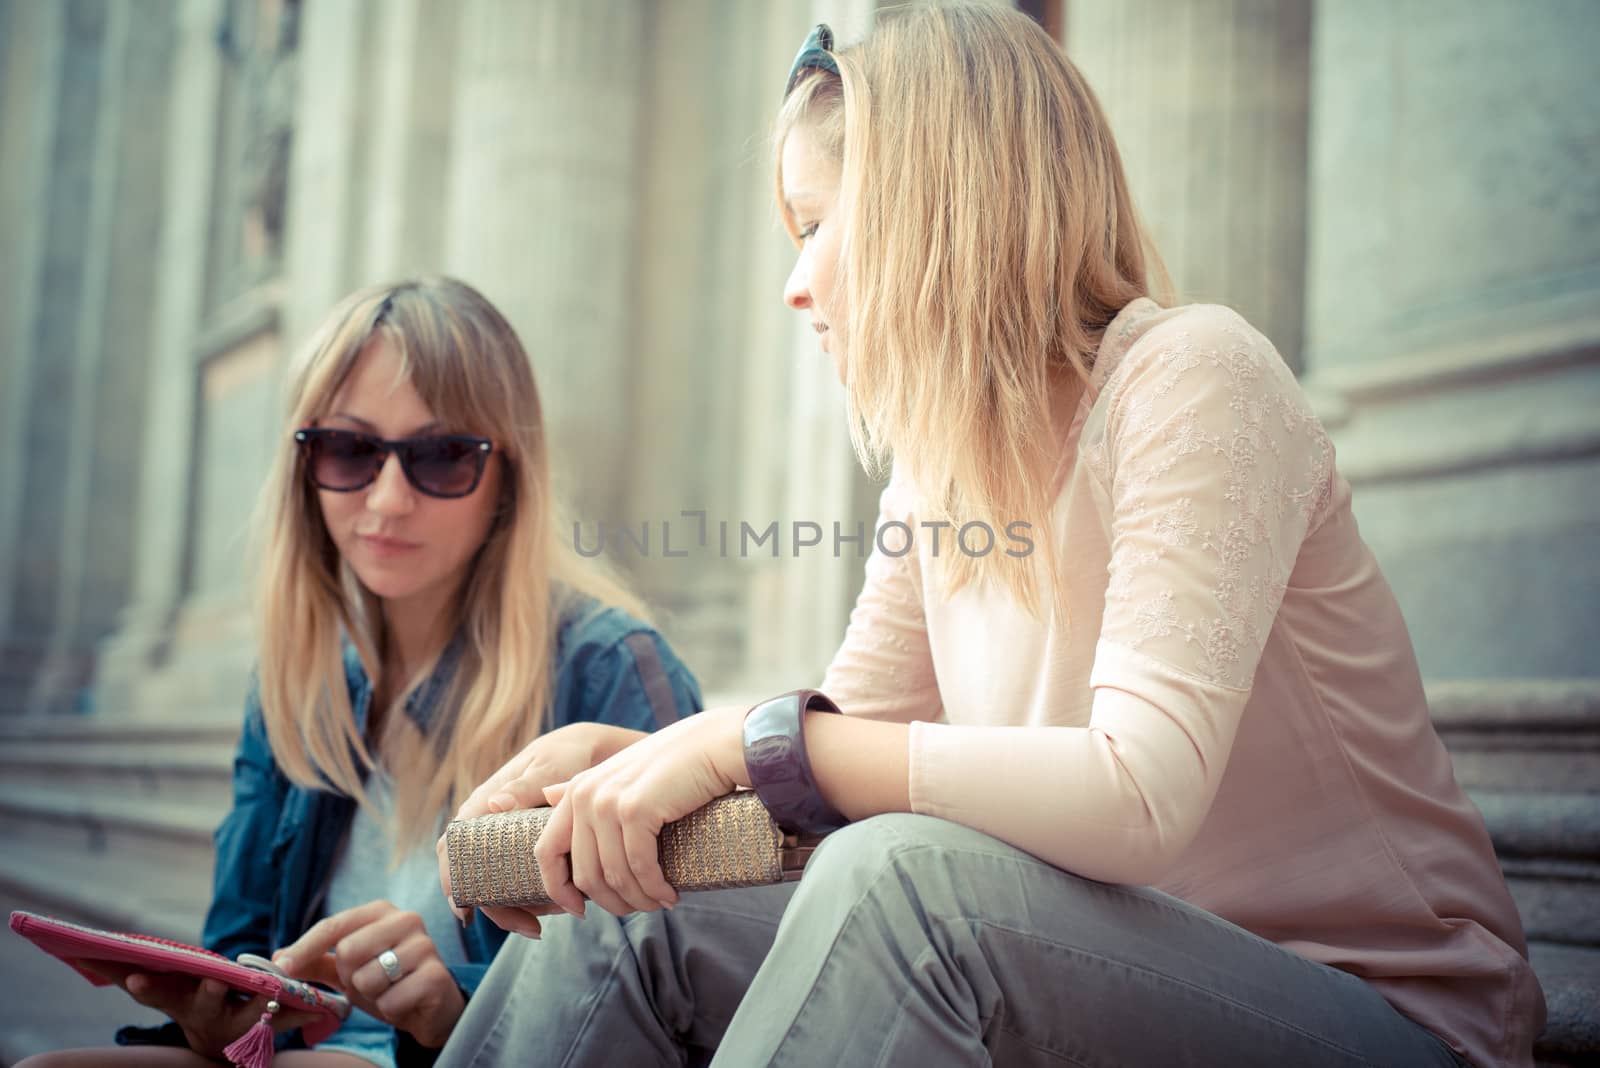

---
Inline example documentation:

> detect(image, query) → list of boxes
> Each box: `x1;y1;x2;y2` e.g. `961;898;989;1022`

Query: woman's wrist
700;706;754;789
741;690;850;834
590;722;650;764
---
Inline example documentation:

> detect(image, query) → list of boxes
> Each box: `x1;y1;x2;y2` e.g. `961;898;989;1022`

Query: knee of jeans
802;814;1114;923
804;812;950;887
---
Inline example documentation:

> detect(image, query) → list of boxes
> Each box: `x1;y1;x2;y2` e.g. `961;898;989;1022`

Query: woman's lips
359;533;420;557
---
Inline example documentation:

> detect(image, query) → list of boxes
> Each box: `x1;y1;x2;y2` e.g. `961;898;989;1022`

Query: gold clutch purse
445;790;820;909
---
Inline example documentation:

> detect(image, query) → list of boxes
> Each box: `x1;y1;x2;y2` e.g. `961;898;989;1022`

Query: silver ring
376;948;403;984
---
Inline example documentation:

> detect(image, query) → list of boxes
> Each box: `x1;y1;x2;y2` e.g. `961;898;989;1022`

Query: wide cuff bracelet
743;688;849;835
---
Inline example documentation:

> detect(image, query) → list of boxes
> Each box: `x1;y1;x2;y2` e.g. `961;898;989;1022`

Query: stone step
1504;859;1600;947
1429;678;1600;733
0;716;239;745
0;833;207;943
0;837;207;1066
1448;745;1600;794
0;784;219;877
0;740;235;809
1471;790;1600;862
1431;676;1600;1061
1531;941;1600;1067
1432;679;1600;796
0;889;177;1065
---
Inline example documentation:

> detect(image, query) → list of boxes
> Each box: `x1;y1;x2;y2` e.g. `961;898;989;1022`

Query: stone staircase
1430;680;1600;1067
0;717;233;1062
0;681;1596;1065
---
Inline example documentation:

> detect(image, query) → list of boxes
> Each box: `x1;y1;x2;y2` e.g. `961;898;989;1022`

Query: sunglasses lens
307;432;383;490
402;437;485;497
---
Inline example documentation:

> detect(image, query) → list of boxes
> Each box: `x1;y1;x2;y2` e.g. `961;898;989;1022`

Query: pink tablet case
9;910;350;1046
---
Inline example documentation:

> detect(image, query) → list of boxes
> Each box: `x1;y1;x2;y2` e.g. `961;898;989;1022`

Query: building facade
1;0;1595;717
2;0;1598;1059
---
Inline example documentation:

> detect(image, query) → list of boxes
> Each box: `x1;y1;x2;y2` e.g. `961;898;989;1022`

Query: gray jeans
437;814;1469;1068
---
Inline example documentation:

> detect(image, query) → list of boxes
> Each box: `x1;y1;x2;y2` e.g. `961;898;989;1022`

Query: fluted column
93;0;228;719
0;0;64;671
279;0;375;352
0;0;118;715
1065;0;1312;371
445;0;649;527
361;0;459;281
27;0;177;718
608;0;748;687
1301;1;1600;678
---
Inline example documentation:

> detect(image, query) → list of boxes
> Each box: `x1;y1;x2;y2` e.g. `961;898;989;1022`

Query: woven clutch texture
446;790;816;909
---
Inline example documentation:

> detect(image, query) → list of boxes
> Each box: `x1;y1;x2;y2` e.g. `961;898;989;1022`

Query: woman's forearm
802;712;912;820
711;686;1227;886
713;707;911;820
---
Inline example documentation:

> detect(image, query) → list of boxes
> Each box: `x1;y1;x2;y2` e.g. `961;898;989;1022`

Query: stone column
23;0;177;718
444;0;650;528
0;0;65;675
100;0;466;722
93;0;228;720
0;0;111;715
611;0;754;688
1301;1;1600;679
142;0;379;721
1064;0;1312;370
361;0;459;281
279;0;376;352
605;0;876;694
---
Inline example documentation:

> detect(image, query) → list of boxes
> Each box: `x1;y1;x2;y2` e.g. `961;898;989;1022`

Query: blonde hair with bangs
776;3;1168;620
254;277;646;850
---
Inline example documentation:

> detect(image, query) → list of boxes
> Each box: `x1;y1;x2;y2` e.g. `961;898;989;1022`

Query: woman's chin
349;564;434;604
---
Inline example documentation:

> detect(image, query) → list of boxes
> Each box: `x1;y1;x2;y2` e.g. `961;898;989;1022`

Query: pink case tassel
223;997;278;1068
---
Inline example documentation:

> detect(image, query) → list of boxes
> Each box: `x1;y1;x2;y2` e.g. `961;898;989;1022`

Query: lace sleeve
1094;307;1333;693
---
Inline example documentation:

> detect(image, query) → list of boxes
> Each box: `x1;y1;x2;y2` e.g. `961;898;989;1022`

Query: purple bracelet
743;689;850;835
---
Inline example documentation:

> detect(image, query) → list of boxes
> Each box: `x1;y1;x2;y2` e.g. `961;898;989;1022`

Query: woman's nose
784;257;811;311
366;453;415;514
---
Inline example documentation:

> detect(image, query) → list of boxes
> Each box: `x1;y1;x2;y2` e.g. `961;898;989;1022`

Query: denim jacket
117;595;702;1064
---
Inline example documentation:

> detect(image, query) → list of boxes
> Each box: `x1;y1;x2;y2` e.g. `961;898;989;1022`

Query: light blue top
316;773;470;1067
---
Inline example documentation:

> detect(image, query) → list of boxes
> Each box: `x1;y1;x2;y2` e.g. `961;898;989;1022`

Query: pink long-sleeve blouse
820;297;1545;1068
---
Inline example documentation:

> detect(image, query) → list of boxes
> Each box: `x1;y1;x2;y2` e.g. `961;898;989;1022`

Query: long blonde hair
776;3;1168;619
254;277;645;848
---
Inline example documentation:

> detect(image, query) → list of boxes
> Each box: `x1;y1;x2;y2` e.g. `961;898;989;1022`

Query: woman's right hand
107;969;318;1058
438;720;648;936
454;720;647;821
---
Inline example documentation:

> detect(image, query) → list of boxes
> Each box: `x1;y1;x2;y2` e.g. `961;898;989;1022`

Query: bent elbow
1112;822;1194;886
1099;779;1206;886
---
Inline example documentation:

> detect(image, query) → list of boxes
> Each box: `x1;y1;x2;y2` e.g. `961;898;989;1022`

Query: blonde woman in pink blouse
434;6;1544;1067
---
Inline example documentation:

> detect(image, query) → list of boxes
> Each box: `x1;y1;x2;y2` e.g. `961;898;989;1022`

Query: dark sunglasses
294;428;493;499
784;23;838;100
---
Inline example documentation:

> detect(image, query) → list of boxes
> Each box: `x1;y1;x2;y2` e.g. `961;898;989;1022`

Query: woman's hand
535;705;748;919
456;720;648;820
273;900;464;1049
436;719;650;937
95;967;319;1058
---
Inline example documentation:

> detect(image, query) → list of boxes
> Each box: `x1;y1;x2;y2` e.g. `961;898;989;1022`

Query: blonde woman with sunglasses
18;278;702;1068
435;7;1542;1067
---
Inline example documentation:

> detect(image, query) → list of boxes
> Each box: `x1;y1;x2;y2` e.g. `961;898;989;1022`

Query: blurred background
0;0;1596;1062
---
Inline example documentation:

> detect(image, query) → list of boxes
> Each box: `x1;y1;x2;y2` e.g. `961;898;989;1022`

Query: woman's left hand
535;705;749;918
273;899;465;1049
